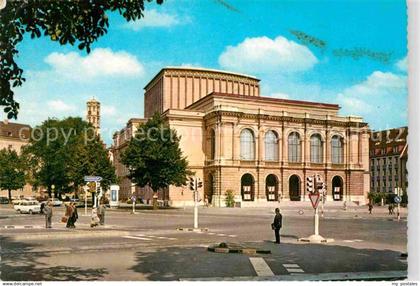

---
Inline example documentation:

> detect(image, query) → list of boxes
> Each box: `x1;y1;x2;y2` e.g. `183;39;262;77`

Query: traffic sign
309;192;320;209
131;195;136;202
84;176;102;182
394;196;402;204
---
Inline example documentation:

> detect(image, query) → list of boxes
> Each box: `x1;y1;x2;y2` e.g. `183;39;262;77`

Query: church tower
86;98;100;136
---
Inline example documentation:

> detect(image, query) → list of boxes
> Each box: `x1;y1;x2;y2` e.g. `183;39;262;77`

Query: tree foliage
0;0;163;119
121;113;191;193
23;117;116;197
0;148;26;200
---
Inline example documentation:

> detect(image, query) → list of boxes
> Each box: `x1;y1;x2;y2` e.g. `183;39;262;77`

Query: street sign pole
314;205;319;236
194;178;198;229
84;186;88;216
397;188;401;221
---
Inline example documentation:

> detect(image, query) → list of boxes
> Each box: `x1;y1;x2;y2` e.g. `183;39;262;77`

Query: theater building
112;67;370;207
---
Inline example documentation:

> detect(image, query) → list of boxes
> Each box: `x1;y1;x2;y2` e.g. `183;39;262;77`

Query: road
0;204;407;281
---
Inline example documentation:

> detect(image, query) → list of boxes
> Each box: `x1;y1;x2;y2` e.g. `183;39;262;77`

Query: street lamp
0;0;6;10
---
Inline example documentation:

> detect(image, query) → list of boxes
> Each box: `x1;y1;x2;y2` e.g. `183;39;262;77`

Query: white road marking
283;264;299;268
122;236;152;241
287;268;304;273
283;263;304;274
217;234;226;236
227;235;237;238
249;257;274;277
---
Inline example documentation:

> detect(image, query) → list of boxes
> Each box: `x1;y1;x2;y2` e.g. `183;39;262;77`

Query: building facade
0;120;34;198
111;118;154;201
369;127;408;195
113;67;370;207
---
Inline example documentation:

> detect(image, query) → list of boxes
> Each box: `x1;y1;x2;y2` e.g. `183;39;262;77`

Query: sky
5;0;408;145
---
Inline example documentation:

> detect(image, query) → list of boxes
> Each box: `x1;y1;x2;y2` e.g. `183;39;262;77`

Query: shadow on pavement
129;242;407;281
0;236;108;281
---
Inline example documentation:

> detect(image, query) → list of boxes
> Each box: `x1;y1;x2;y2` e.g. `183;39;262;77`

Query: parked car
51;198;63;207
14;201;41;214
70;198;84;207
0;197;9;204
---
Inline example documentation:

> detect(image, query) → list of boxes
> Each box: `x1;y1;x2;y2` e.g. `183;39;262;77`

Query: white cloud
123;9;186;30
396;56;407;72
336;71;407;128
218;36;318;74
45;48;144;80
102;105;117;116
47;100;76;112
269;92;290;99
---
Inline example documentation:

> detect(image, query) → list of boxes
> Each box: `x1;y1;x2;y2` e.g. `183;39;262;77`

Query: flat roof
144;66;260;90
186;92;340;110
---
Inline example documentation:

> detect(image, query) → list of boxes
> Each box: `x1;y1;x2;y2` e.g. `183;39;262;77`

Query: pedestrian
388;204;393;215
91;207;100;228
44;200;53;228
271;208;283;244
99;200;106;225
64;202;74;228
368;202;373;214
70;202;78;228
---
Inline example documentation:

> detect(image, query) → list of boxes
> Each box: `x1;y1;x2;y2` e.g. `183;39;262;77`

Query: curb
177;228;209;232
2;230;130;240
207;246;271;254
180;270;407;281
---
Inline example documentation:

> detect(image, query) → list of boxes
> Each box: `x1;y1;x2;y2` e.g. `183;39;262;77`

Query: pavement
0;203;408;281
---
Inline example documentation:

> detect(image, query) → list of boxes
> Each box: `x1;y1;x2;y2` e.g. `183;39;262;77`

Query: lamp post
0;0;7;10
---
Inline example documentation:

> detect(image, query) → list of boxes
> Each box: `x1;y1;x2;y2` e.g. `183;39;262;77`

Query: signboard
394;196;402;204
309;192;320;209
84;176;103;182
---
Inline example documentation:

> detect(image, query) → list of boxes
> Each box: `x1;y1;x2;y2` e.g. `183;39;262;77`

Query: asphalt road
0;204;407;281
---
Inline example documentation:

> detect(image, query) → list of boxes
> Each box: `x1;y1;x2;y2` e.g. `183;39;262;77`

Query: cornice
203;110;368;128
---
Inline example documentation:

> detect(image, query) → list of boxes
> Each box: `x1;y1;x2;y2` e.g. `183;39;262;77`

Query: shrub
225;190;235;207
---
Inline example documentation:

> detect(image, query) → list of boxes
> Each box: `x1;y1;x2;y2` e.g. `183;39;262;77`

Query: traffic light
306;176;314;193
189;177;196;191
197;178;203;189
315;174;323;191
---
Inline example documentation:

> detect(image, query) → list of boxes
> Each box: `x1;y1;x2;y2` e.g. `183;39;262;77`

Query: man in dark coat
272;208;283;244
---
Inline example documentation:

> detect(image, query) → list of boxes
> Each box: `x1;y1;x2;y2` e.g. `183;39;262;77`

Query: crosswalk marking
123;234;178;241
283;264;299;268
343;239;364;243
249;257;274;277
283;263;304;274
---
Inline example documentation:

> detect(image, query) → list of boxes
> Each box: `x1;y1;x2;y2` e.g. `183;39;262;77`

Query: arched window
288;132;301;162
310;134;323;163
240;128;255;160
265;131;278;161
332;135;344;164
209;129;216;160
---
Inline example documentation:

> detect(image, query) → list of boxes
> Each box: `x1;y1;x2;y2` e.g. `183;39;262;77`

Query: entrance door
332;176;344;201
241;174;255;201
266;174;278;201
289;175;301;201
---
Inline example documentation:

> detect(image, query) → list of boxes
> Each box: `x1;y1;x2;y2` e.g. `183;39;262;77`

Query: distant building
111;118;154;201
369;127;408;195
87;98;100;136
112;67;371;207
0;120;30;153
0;120;34;199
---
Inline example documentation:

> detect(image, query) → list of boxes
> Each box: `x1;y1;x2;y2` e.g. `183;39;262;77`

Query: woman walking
70;202;78;228
64;202;74;228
